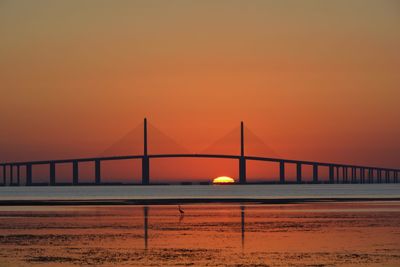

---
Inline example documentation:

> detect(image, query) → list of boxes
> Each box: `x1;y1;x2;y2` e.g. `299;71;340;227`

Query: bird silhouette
178;205;184;214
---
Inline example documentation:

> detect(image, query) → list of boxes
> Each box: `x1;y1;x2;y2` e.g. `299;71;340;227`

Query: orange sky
0;1;399;181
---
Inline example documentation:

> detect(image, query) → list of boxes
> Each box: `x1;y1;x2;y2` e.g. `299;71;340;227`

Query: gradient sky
1;1;399;178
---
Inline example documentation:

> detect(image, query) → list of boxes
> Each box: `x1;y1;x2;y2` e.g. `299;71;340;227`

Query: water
0;202;400;266
0;184;399;201
1;185;399;266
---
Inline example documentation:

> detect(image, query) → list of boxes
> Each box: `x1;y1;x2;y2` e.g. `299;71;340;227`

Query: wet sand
0;201;399;266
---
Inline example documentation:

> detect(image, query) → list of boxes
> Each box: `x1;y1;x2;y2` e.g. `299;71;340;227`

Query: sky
0;0;399;181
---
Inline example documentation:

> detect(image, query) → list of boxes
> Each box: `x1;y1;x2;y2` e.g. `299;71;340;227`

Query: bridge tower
142;118;150;185
239;121;246;184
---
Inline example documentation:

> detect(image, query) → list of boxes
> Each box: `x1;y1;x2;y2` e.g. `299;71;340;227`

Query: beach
0;185;400;266
0;202;399;266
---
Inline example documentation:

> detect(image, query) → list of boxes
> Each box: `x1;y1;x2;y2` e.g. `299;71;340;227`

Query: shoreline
1;197;400;206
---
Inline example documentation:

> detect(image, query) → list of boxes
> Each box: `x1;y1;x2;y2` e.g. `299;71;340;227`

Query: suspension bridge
1;118;399;186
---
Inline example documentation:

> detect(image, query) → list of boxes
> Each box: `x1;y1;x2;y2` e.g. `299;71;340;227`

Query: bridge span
1;119;399;185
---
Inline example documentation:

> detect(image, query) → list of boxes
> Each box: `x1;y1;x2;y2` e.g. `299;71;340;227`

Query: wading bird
178;205;184;214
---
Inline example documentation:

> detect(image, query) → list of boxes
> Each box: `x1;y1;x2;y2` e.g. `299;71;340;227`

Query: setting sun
212;176;235;185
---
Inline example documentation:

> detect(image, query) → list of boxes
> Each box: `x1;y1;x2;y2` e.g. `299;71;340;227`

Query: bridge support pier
342;167;345;183
26;164;32;186
3;165;6;186
17;165;20;186
395;171;398;183
2;165;5;185
239;158;246;184
73;161;79;185
356;168;359;183
329;165;334;184
12;165;15;185
378;170;382;183
313;164;318;184
50;162;56;186
296;163;302;184
373;169;377;183
368;169;372;183
142;157;150;185
3;165;7;186
279;161;285;184
142;118;150;185
347;167;350;183
351;168;355;183
336;166;340;184
239;121;246;184
10;165;14;185
95;160;101;185
7;165;9;186
360;168;365;184
355;168;358;183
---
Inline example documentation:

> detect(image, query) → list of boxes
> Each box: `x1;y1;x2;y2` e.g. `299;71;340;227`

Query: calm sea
0;184;399;200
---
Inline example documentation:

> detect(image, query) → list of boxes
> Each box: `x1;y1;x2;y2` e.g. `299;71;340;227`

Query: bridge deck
1;154;399;172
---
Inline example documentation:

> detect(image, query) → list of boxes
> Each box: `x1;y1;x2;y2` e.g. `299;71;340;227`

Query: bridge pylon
239;121;246;184
142;118;150;185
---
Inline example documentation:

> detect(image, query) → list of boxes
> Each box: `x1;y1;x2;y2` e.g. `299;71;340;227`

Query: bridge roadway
1;153;399;185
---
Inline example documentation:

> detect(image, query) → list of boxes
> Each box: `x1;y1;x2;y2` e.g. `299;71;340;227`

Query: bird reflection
178;205;185;223
178;205;185;214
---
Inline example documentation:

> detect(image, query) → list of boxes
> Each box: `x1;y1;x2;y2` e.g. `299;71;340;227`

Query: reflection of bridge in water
1;118;399;185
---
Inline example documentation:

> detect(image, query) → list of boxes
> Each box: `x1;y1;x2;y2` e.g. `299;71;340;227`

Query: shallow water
0;184;400;200
0;202;400;266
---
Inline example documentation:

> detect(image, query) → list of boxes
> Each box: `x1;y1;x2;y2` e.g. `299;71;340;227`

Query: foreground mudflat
0;202;399;266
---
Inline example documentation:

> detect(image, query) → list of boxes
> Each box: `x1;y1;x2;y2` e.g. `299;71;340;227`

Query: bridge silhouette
1;118;399;186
